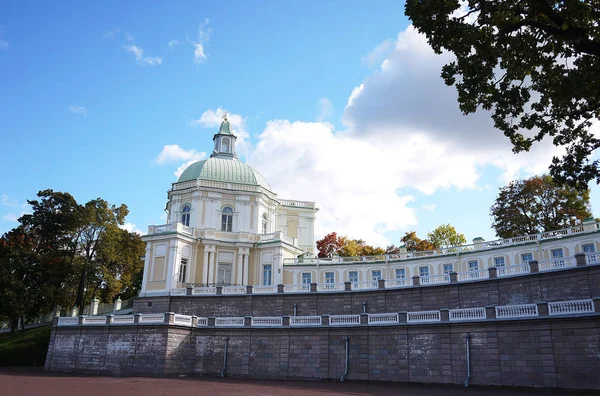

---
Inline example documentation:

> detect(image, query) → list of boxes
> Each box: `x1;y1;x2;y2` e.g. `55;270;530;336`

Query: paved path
0;368;595;396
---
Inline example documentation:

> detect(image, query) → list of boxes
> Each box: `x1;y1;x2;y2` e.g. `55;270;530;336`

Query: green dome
177;157;271;191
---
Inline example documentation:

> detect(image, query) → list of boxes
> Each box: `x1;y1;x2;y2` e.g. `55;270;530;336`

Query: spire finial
222;112;228;122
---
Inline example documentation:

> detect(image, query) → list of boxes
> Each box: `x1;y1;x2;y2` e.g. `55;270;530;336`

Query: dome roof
177;157;272;191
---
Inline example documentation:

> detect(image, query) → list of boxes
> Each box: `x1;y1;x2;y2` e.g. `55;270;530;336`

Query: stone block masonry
45;316;600;389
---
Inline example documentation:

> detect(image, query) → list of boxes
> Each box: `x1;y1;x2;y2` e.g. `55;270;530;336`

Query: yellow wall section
152;256;166;281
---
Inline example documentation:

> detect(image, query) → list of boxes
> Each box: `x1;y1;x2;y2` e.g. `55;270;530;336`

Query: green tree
491;175;592;238
428;224;467;249
400;231;435;252
405;0;600;188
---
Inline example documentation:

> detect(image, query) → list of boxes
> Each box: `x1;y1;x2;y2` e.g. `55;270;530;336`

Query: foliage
405;0;600;188
428;224;467;249
491;175;592;238
400;231;435;251
0;325;51;366
316;233;385;257
316;232;344;258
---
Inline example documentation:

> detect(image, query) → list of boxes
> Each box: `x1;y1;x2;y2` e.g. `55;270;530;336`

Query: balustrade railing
252;285;277;294
407;310;441;323
586;253;599;265
170;288;187;296
138;313;165;324
548;299;594;316
222;286;247;295
367;313;399;324
111;315;134;325
449;307;486;321
351;280;378;291
385;278;412;288
457;270;489;282
539;256;576;271
197;317;209;327
284;284;310;293
215;317;245;327
497;264;531;277
251;317;283;327
420;275;450;285
192;286;217;295
173;314;193;326
82;316;107;325
329;314;360;326
57;317;79;326
289;316;322;326
495;304;538;319
317;283;345;292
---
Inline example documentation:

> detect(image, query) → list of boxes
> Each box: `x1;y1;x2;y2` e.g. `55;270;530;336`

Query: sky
1;1;599;247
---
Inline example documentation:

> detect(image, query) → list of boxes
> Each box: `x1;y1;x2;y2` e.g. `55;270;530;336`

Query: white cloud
0;39;8;50
316;98;334;121
67;105;87;116
191;108;250;158
155;144;206;178
124;44;162;66
168;40;179;48
193;43;206;63
421;204;436;212
361;39;394;68
120;222;145;235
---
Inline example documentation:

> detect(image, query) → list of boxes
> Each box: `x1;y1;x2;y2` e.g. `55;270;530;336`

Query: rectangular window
493;257;505;267
217;264;232;285
442;264;453;274
178;258;188;283
551;248;564;258
372;270;382;281
325;272;335;284
582;243;596;253
521;253;533;263
263;265;272;286
468;260;479;271
419;266;429;277
395;268;406;279
302;273;312;284
348;271;358;283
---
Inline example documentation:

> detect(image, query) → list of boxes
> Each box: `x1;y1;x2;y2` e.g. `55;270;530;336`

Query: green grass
0;325;51;367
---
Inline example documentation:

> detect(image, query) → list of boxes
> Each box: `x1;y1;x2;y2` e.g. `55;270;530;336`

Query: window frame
301;272;312;284
181;204;191;227
262;213;268;235
395;268;406;279
521;252;533;263
348;271;359;283
468;260;479;271
551;248;564;258
582;243;595;253
493;256;505;267
221;206;234;232
325;272;335;284
371;270;382;281
419;266;430;277
221;136;231;153
442;263;453;274
263;264;272;286
178;258;188;283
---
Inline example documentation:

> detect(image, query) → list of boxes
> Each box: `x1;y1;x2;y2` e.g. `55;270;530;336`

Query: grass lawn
0;325;51;367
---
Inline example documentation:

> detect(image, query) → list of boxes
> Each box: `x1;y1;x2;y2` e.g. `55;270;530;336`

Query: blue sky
1;1;599;247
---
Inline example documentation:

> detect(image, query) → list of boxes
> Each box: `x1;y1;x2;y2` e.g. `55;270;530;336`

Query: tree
491;175;592;238
317;233;387;257
316;232;344;258
405;1;600;188
400;231;435;252
428;224;467;249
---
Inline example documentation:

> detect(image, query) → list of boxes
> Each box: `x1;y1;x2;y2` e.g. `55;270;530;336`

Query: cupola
211;114;237;159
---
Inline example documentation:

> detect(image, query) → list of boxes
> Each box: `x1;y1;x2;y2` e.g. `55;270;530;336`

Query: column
165;241;179;291
274;254;283;285
237;252;243;285
140;244;152;295
188;246;196;285
202;250;210;284
243;251;249;286
210;249;217;284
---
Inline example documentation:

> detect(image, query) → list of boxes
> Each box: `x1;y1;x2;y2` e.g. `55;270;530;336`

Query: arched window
262;213;268;234
221;137;230;153
221;206;233;232
181;205;191;226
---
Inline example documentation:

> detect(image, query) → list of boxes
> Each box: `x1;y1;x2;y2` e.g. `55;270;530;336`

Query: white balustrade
222;286;247;295
458;270;489;282
215;317;245;327
81;316;107;325
57;317;79;326
420;275;450;285
192;287;217;295
367;313;399;325
497;264;531;277
539;257;576;271
351;281;378;291
495;304;538;319
173;314;193;326
252;285;277;294
449;307;486;321
385;278;413;288
548;299;594;316
170;288;187;296
289;316;322;326
138;313;165;324
284;284;310;293
329;314;360;326
586;253;599;265
251;317;283;327
317;283;345;292
197;317;209;327
110;315;134;325
407;310;441;323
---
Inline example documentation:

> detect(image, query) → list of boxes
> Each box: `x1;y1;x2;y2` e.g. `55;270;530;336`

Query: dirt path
0;368;595;396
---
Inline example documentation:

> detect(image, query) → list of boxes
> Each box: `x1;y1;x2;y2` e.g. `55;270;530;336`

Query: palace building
140;117;600;297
